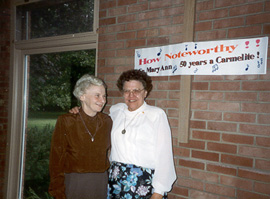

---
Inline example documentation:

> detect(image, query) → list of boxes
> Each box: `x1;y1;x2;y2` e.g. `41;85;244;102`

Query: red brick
192;130;220;141
99;17;116;26
221;154;253;167
193;111;222;120
220;175;253;190
105;24;126;33
214;17;245;29
205;183;235;197
99;34;116;42
108;6;126;16
149;18;171;27
97;66;115;74
177;178;204;191
172;15;184;25
254;182;270;195
207;142;237;154
118;14;137;23
263;24;270;35
191;82;209;90
192;150;219;162
160;26;183;36
126;39;146;48
243;81;270;91
116;31;136;40
256;137;270;147
175;166;190;178
208;121;237;132
137;28;159;38
196;1;214;11
229;3;263;16
255;159;270;171
126;21;148;30
173;147;190;157
127;2;148;13
99;10;107;18
223;112;256;123
191;101;208;110
237;190;270;199
199;9;228;20
179;159;205;170
215;0;245;8
99;50;116;58
190;190;219;199
117;49;134;58
228;25;262;38
156;100;179;109
195;21;212;31
100;1;117;10
157;81;180;90
179;139;205;149
242;103;270;113
191;170;219;183
207;163;237;176
238;168;270;182
240;124;270;136
117;0;137;6
161;6;184;17
210;82;240;91
239;146;270;159
225;92;257;102
197;30;227;41
259;92;270;102
194;92;223;101
138;10;160;21
99;41;125;49
222;133;254;145
209;102;240;111
170;185;189;197
190;120;206;129
247;13;270;25
149;0;172;10
147;36;170;46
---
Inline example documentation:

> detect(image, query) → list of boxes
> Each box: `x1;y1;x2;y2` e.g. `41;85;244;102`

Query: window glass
24;49;96;198
16;0;94;40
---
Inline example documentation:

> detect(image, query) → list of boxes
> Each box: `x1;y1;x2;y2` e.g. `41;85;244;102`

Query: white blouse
109;102;177;195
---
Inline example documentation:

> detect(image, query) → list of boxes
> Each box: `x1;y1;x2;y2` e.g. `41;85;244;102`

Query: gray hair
73;74;106;100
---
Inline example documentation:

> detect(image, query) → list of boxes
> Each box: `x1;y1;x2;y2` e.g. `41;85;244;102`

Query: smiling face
123;80;147;112
80;85;106;116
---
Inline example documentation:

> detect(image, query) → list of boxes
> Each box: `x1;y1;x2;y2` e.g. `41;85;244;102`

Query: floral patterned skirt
107;161;167;199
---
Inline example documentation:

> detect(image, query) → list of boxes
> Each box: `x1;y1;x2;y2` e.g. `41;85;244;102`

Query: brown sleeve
48;116;67;199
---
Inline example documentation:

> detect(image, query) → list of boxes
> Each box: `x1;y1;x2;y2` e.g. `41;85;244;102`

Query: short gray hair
73;74;106;100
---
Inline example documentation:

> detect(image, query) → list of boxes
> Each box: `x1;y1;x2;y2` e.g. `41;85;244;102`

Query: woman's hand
69;106;80;114
150;193;163;199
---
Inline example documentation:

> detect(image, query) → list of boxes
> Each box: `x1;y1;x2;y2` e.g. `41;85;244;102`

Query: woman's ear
79;94;85;102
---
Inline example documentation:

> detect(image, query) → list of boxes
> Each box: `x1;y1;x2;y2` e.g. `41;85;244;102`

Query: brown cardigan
48;109;112;199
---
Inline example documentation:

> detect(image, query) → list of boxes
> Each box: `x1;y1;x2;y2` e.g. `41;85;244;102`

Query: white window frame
5;0;99;198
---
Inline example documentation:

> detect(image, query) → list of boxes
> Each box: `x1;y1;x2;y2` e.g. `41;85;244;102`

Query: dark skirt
107;162;167;199
64;171;108;199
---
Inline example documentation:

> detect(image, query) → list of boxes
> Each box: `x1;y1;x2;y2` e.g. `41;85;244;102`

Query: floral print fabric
107;162;167;199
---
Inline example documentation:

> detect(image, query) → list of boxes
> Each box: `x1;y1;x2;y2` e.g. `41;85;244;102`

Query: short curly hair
117;69;153;97
73;74;106;100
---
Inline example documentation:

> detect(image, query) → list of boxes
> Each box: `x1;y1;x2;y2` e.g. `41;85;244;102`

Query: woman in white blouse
108;69;176;199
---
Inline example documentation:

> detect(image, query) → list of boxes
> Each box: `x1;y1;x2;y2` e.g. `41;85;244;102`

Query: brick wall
0;0;10;198
98;0;270;198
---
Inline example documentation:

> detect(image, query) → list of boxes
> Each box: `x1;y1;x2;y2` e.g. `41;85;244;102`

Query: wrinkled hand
150;193;163;199
69;106;80;114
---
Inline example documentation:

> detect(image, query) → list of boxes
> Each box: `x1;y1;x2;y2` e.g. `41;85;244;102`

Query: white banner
134;37;268;76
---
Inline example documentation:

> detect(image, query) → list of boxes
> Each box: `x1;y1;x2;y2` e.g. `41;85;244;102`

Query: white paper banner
134;37;268;76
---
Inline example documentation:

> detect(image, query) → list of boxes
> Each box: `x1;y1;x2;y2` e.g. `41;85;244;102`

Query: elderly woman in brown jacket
49;74;112;199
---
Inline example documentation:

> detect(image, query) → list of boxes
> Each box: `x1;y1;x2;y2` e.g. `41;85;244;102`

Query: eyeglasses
123;89;145;95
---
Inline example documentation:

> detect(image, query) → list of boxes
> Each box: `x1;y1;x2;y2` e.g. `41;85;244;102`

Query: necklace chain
79;112;98;142
122;111;142;134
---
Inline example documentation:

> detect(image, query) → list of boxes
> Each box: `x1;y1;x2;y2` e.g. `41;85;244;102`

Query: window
6;0;99;198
